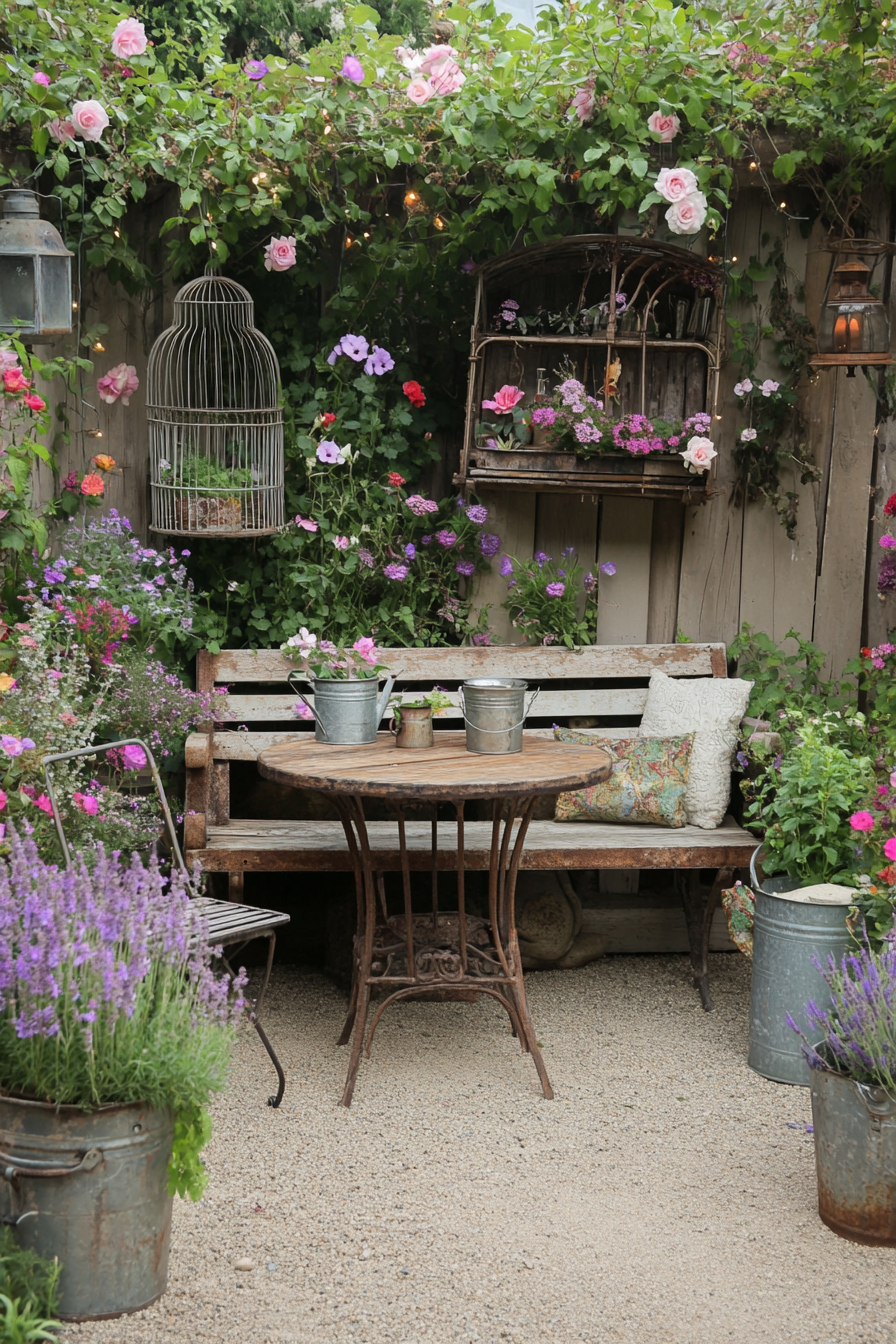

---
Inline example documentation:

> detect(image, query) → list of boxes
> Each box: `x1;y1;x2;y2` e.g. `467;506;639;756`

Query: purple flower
405;495;439;516
341;55;365;83
584;572;596;593
384;563;408;581
340;333;369;362
244;60;269;80
1;736;23;757
364;346;394;376
532;407;556;426
500;555;513;577
316;440;342;464
736;751;749;770
599;561;617;576
880;535;896;550
44;567;66;584
456;561;475;576
546;582;566;597
358;549;375;569
461;260;475;273
472;632;490;646
421;535;432;546
479;533;501;558
436;530;456;547
404;543;416;560
466;504;488;524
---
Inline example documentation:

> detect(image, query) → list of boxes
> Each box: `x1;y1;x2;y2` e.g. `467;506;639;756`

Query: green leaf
384;147;398;169
349;4;380;25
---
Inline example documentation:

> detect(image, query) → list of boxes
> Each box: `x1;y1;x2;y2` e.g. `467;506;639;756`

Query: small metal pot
390;705;434;748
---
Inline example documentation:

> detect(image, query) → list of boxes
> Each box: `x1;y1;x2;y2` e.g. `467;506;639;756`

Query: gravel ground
66;954;894;1344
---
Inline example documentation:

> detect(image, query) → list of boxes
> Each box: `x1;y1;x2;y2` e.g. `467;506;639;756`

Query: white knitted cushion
638;671;753;829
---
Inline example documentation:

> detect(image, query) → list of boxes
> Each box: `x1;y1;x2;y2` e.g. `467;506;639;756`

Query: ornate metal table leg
334;796;378;1107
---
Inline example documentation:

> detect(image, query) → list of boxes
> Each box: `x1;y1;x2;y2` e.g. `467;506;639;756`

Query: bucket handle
286;671;329;741
1;1147;102;1183
459;686;540;734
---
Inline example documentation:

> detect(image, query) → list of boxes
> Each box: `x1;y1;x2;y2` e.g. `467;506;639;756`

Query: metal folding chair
42;739;290;1107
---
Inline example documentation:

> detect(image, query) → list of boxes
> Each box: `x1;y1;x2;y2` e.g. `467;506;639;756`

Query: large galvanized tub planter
0;1093;175;1320
809;1049;896;1247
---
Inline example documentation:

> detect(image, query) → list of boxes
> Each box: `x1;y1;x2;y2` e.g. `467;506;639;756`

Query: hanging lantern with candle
0;189;73;340
811;239;894;379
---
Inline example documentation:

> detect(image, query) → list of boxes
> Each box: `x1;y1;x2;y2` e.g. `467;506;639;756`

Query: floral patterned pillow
553;729;693;828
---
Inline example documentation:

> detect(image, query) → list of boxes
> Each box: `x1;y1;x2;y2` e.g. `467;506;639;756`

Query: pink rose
418;44;457;77
407;77;434;106
0;351;19;371
430;60;464;95
96;363;139;405
71;100;110;143
47;117;76;143
33;71;51;87
111;17;148;58
482;384;525;413
680;435;717;473
264;236;297;272
23;392;46;412
3;368;30;393
849;811;876;832
570;82;595;123
647;110;680;142
394;46;425;73
885;837;896;862
666;191;707;236
654;166;698;202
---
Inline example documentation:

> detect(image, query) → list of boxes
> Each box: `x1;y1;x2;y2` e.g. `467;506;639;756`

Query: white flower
733;380;753;398
680;435;717;474
740;427;758;442
338;443;353;461
349;535;359;545
760;379;780;397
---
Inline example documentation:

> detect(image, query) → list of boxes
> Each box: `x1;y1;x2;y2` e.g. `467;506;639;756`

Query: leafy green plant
0;1229;60;1334
728;623;852;729
0;1293;59;1344
500;548;612;648
164;455;254;495
390;688;453;721
168;1101;214;1201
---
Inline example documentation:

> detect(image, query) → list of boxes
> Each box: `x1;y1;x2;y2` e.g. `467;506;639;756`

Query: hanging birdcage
147;275;284;537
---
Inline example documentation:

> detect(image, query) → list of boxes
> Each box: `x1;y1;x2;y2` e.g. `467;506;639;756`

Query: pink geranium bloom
407;77;434;106
34;794;53;815
294;515;319;532
111;17;148;59
3;368;30;393
264;236;297;272
482;384;524;413
570;82;595;123
23;392;46;412
850;811;876;832
33;71;51;86
353;636;378;664
0;789;6;811
96;363;139;405
885;837;896;861
647;110;680;142
71;100;110;142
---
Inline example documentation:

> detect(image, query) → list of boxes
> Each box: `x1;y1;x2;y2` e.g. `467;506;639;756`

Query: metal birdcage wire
147;275;284;536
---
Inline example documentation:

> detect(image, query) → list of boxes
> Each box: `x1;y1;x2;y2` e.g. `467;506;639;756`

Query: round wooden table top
257;731;613;800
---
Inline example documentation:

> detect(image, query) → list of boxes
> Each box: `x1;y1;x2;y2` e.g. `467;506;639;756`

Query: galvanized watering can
288;671;395;744
747;846;852;1087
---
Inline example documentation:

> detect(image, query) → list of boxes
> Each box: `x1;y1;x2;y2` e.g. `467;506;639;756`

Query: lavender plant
0;832;246;1198
789;945;896;1095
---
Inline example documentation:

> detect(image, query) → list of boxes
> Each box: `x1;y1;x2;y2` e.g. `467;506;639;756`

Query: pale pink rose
71;100;110;143
482;384;525;413
647;110;680;142
430;59;465;94
665;191;707;235
680;435;717;473
570;82;595;123
47;117;76;143
394;46;425;73
111;17;148;58
654;166;698;202
407;77;434;106
418;44;457;77
96;363;139;405
0;351;19;371
264;235;297;272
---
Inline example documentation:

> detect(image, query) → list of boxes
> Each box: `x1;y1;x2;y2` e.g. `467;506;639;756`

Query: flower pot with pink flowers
281;630;395;744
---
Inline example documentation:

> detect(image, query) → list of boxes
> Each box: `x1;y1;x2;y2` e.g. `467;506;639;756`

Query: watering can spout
376;675;396;725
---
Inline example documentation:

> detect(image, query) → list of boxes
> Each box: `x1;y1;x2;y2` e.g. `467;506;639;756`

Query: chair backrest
198;643;727;739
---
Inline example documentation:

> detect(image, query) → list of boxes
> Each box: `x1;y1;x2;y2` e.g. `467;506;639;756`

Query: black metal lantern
0;189;73;340
811;241;894;378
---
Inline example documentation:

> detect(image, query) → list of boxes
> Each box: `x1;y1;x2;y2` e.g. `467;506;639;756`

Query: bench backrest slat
221;686;652;723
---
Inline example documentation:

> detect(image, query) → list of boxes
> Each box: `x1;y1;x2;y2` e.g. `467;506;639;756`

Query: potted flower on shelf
789;944;896;1246
161;452;255;532
0;832;246;1320
281;630;394;744
475;383;531;455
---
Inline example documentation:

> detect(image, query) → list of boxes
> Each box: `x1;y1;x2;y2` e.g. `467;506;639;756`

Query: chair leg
676;869;732;1013
229;932;287;1107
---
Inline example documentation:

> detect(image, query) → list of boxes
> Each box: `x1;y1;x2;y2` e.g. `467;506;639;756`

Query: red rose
885;493;896;517
402;380;425;408
388;472;406;487
321;412;337;427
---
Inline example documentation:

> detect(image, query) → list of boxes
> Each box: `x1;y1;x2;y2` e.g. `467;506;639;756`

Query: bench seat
191;816;756;874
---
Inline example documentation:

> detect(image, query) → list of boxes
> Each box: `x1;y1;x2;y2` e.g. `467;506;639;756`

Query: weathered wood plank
468;489;537;643
187;816;755;872
579;905;735;954
534;493;599;623
216;686;652;722
212;642;724;683
596;498;653;644
646;500;683;643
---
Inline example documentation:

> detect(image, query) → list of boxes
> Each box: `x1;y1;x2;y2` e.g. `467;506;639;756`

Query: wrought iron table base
331;794;553;1108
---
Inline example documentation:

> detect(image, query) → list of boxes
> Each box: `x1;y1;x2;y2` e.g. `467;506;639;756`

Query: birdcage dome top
170;275;257;329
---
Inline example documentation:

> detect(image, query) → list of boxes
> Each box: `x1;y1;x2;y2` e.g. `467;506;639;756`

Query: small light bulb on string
92;341;105;352
731;256;738;263
363;232;371;239
433;215;446;230
113;228;120;238
749;160;758;171
71;301;78;311
345;235;354;249
86;428;103;438
779;201;786;210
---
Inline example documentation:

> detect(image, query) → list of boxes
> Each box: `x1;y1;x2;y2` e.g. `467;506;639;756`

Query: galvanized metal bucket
460;679;538;754
747;847;851;1087
0;1095;175;1321
289;673;395;744
810;1049;896;1246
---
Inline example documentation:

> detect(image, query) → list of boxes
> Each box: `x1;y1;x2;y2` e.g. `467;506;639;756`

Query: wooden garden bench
184;643;757;1009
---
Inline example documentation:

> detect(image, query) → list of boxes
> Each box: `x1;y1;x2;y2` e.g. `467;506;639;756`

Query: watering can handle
749;845;763;891
376;674;398;725
286;671;328;740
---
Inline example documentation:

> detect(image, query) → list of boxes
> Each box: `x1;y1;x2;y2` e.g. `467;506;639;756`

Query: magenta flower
404;543;416;559
353;636;378;664
294;701;315;720
532;407;556;427
436;530;456;547
316;440;342;464
546;582;565;597
384;563;409;581
1;736;23;757
405;495;439;516
333;535;350;550
466;504;488;524
880;535;896;550
885;836;896;861
500;555;513;577
456;560;475;576
32;71;51;86
122;744;148;771
245;60;269;80
358;549;375;568
472;633;490;646
341;55;365;83
850;811;876;832
294;515;319;532
482;384;524;413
